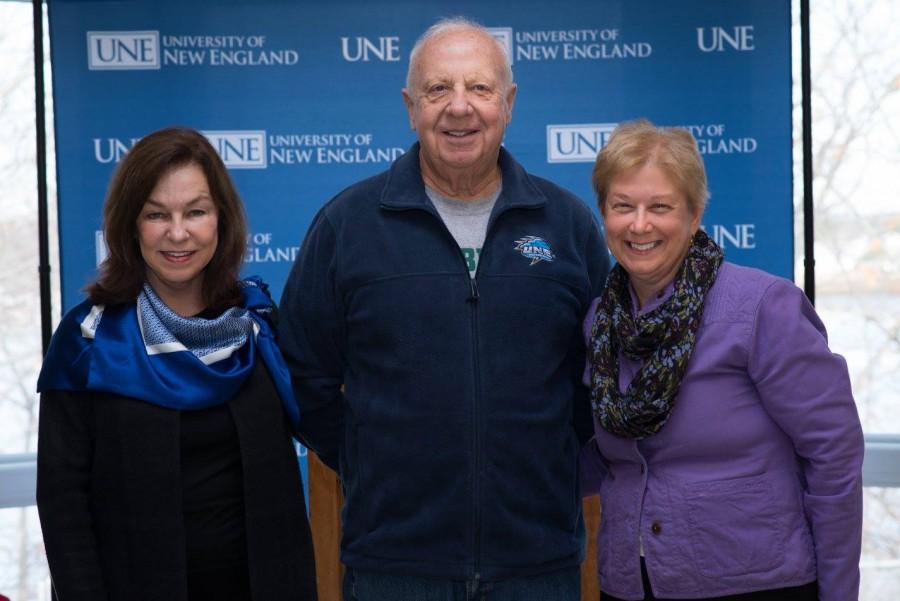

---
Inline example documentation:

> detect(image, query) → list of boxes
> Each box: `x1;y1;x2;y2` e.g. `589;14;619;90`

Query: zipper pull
468;278;480;302
469;572;481;595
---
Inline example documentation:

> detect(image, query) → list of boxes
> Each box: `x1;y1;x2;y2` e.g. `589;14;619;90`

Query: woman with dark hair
582;119;863;601
36;127;317;601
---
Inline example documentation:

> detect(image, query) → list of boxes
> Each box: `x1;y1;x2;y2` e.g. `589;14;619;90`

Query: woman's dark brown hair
86;127;247;311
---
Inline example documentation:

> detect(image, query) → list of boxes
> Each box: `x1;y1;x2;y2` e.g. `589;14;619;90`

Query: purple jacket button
651;521;662;535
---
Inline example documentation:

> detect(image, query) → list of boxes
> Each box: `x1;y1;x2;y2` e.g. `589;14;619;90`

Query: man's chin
432;149;491;171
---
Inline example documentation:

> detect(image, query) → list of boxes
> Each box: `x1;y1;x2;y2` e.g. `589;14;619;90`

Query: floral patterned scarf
589;229;723;439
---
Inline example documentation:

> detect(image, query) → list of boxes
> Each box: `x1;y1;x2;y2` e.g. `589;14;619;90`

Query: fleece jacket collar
379;142;548;213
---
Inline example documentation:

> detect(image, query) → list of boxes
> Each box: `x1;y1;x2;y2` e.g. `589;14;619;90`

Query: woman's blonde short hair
592;119;709;217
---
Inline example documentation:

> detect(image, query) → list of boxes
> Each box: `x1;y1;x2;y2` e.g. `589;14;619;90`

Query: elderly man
279;16;609;601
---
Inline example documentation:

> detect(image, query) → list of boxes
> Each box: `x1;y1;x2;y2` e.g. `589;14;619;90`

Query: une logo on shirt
514;236;555;266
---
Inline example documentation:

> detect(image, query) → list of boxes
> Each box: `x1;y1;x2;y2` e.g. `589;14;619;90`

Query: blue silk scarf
37;277;299;431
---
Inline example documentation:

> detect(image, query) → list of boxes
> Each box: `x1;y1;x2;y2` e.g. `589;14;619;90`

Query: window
792;0;900;592
0;1;55;597
0;0;897;598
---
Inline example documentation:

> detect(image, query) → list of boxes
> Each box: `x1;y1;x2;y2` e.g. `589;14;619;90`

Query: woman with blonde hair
583;119;863;601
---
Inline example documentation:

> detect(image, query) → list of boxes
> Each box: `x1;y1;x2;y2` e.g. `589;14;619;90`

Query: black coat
37;361;317;601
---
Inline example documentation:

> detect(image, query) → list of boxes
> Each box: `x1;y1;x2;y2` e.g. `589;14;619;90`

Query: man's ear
401;89;416;130
504;83;518;124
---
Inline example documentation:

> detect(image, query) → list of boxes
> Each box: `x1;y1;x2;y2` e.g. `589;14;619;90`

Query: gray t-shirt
426;184;501;278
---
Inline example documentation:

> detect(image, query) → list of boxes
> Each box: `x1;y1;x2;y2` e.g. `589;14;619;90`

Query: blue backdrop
49;0;792;310
48;0;792;491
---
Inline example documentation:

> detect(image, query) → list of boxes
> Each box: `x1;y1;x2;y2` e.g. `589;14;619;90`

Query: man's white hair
406;16;514;92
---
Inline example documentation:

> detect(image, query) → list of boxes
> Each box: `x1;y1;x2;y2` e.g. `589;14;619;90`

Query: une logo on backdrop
546;123;617;163
93;131;267;169
696;26;755;52
87;31;160;70
202;131;267;169
486;27;514;65
340;36;400;62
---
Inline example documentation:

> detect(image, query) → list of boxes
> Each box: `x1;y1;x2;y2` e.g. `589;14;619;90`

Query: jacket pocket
352;416;468;561
684;473;785;578
598;480;634;581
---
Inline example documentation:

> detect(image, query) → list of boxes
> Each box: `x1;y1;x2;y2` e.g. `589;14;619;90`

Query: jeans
343;567;581;601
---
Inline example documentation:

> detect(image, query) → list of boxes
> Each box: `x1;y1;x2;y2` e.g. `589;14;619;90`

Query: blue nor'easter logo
514;236;556;265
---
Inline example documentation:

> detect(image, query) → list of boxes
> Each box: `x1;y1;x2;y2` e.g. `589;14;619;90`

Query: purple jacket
581;261;864;601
